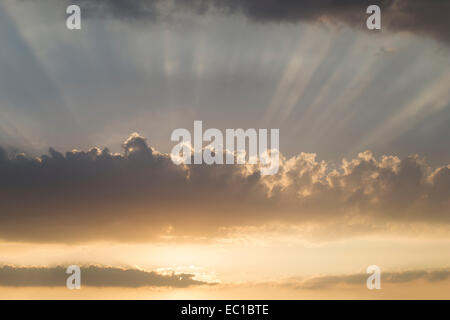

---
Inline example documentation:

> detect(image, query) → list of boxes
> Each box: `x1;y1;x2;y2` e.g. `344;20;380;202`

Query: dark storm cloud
279;268;450;290
0;265;209;287
69;0;450;43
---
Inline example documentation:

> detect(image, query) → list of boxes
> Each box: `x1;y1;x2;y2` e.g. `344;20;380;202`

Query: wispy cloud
273;269;450;290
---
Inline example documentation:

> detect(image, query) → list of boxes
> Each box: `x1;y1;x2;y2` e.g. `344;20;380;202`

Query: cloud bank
2;264;449;290
277;268;450;290
0;133;449;243
68;0;450;44
0;265;209;288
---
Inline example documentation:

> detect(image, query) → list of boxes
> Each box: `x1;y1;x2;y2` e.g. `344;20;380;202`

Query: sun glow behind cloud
0;0;449;299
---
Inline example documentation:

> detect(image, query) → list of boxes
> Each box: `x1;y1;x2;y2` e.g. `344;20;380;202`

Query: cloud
0;134;449;243
68;0;450;44
277;268;450;290
0;265;210;288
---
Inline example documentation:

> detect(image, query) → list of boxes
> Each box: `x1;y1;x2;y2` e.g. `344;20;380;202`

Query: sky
0;0;449;299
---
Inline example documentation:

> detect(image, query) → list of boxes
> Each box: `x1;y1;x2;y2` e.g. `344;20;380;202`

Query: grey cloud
0;265;210;287
0;134;449;243
69;0;450;43
73;0;159;20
